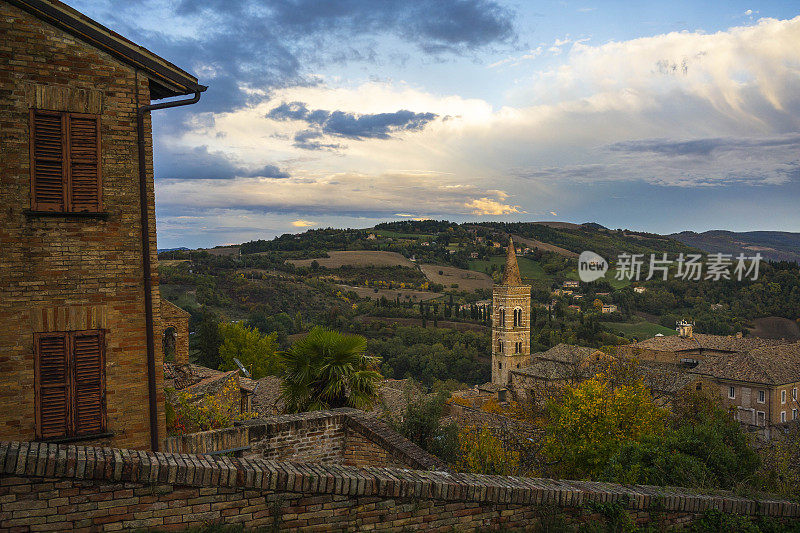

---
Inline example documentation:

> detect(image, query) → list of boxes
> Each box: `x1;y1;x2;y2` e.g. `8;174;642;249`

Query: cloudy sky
72;0;800;248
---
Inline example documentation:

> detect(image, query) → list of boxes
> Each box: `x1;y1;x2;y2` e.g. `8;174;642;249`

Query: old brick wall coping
1;440;799;518
236;408;445;470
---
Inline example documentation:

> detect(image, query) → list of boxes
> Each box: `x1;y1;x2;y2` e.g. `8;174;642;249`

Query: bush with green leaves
391;391;459;464
602;390;760;490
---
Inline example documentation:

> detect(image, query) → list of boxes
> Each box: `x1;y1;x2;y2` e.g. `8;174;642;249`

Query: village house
0;0;204;450
689;342;800;430
563;280;579;289
601;304;618;314
620;322;791;366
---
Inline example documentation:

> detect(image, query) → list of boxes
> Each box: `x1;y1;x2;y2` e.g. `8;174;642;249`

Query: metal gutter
137;91;203;450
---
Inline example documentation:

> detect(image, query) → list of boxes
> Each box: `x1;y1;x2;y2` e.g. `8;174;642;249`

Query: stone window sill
39;431;114;444
24;210;109;220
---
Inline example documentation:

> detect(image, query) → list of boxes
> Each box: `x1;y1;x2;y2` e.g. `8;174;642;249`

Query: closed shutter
35;333;70;439
67;115;101;212
30;110;66;212
72;331;105;436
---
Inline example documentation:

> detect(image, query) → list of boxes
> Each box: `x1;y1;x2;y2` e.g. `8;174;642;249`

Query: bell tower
491;238;531;386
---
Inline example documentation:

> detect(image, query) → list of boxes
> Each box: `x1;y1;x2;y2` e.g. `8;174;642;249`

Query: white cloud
160;15;800;233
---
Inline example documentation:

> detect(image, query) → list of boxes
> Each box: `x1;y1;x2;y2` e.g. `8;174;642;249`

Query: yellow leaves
544;374;666;478
457;426;520;476
166;375;257;436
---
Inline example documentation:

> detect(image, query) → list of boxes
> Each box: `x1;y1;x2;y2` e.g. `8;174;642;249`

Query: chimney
676;320;693;338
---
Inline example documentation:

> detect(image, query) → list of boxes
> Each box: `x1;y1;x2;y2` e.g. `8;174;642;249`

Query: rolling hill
670;230;800;262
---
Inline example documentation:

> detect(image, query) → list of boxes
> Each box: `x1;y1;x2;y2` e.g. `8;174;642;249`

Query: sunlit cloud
291;219;317;227
465;197;522;216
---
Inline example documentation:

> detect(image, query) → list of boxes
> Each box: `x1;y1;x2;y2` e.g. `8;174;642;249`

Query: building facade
690;342;800;429
491;240;531;385
0;0;204;449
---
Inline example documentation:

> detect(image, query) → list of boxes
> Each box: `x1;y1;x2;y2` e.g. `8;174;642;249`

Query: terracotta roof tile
690;341;800;385
632;333;790;353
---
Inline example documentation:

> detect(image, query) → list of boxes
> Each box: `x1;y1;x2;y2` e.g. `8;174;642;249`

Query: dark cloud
155;146;289;180
267;101;438;148
93;0;515;113
609;134;800;157
292;129;343;151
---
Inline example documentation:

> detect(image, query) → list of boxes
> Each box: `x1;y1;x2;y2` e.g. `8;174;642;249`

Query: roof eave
8;0;207;100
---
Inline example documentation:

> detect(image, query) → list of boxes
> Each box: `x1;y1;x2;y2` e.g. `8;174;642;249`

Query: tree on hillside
391;392;459;464
218;322;280;379
192;308;222;369
280;327;382;413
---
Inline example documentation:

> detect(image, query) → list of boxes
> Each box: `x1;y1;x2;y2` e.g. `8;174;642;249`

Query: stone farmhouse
690;343;800;429
0;0;203;450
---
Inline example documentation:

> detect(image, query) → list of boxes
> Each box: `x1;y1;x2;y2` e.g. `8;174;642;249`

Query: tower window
513;308;523;327
497;340;503;353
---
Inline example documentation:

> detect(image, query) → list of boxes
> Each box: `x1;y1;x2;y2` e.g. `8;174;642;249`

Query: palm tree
279;327;382;413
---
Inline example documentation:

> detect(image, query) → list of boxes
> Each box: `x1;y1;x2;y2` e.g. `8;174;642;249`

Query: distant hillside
670;230;800;262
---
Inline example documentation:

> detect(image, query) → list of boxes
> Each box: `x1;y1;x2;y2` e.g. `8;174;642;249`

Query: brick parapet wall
2;441;799;524
343;410;445;470
161;409;444;472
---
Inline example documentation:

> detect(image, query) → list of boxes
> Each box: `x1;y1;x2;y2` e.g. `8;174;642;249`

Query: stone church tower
491;239;531;386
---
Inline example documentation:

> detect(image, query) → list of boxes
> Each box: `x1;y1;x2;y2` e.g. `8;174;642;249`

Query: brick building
0;0;204;450
690;342;800;429
491;239;531;385
619;322;791;366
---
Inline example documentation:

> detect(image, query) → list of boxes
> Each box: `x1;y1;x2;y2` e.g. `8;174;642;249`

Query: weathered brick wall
247;412;347;463
2;441;798;532
342;427;408;468
160;300;189;365
0;2;165;449
163;426;251;455
164;409;443;471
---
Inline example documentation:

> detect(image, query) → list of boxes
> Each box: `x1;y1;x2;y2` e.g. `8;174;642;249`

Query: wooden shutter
67;114;101;212
34;333;70;439
30;110;67;212
71;331;106;436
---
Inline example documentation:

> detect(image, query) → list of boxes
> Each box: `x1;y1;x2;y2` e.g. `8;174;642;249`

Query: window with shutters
34;330;106;440
29;109;102;213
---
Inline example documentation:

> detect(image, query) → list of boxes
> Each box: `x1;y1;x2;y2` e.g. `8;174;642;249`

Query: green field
468;256;549;281
601;320;676;339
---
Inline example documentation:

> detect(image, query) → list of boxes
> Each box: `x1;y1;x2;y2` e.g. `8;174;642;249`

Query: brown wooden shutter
30;110;67;212
71;331;106;436
34;333;70;439
67;114;101;212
